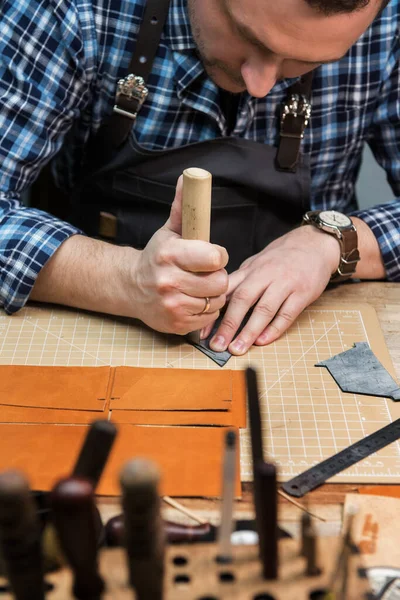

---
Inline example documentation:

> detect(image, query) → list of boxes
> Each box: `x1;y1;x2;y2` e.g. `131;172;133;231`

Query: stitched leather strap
330;226;360;281
275;71;313;173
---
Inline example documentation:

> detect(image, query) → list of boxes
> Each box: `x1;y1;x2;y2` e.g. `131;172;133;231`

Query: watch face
319;210;352;227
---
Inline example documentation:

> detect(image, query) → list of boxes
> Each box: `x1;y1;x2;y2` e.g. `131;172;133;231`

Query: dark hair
305;0;390;15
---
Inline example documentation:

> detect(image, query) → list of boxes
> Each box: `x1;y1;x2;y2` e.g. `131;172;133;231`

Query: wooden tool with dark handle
120;458;165;600
182;167;212;344
0;470;45;600
72;420;117;490
51;477;105;600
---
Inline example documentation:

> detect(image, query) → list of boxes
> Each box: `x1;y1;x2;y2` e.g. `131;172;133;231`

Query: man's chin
205;65;246;93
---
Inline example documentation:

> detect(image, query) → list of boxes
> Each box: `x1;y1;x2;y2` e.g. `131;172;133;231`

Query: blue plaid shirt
1;0;399;314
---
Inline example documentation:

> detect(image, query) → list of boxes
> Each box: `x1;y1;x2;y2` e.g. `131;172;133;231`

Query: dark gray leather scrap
316;341;400;401
186;309;253;367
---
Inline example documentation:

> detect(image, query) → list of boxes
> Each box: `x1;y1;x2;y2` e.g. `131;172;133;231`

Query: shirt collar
164;0;197;52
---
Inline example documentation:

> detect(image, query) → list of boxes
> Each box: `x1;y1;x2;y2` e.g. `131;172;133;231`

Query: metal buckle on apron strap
114;74;149;120
276;93;312;172
280;93;312;139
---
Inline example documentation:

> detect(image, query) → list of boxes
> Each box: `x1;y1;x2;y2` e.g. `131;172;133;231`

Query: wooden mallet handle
182;167;212;242
182;168;212;343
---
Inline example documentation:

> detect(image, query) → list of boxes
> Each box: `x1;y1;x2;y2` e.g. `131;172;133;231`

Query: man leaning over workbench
0;0;398;355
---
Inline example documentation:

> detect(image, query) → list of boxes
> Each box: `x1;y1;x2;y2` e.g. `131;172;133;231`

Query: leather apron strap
276;73;313;172
91;0;171;158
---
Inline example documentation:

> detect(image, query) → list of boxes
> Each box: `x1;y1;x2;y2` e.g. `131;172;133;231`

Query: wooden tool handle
51;477;105;600
181;168;212;242
0;470;45;600
72;420;117;490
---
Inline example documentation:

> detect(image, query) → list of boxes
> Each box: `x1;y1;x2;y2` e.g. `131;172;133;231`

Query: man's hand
31;176;229;336
204;225;341;355
131;176;229;334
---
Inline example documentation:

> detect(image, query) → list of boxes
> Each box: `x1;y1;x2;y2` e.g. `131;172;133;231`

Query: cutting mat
1;302;400;484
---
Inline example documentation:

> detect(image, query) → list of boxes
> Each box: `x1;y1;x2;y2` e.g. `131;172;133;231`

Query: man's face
188;0;382;96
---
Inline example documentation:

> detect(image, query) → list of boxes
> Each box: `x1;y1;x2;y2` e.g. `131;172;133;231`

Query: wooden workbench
94;281;400;535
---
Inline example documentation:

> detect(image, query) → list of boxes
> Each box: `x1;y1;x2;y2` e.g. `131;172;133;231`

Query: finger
208;283;262;352
177;271;228;299
160;238;229;273
226;268;247;298
186;294;226;318
254;294;302;346
226;284;288;355
200;320;216;340
165;175;183;234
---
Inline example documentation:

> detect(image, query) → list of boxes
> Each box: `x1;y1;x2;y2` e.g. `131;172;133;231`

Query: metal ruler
282;418;400;498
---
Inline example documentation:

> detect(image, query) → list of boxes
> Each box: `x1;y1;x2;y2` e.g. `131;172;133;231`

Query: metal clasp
280;94;312;139
113;74;148;120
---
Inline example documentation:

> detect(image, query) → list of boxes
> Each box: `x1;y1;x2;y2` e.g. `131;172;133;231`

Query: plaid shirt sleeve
0;0;89;314
0;197;81;314
351;30;400;281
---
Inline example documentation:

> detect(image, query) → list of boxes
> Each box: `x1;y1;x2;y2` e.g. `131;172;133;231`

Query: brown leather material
110;367;233;410
0;423;241;497
0;406;100;424
330;226;360;281
0;366;111;411
110;370;246;427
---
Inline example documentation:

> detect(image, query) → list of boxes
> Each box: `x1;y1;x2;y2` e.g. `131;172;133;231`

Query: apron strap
90;0;171;161
275;72;313;172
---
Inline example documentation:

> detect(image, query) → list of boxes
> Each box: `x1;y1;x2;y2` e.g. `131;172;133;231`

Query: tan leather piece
110;367;233;410
0;424;241;497
0;405;102;424
110;370;246;427
0;366;111;411
359;485;400;499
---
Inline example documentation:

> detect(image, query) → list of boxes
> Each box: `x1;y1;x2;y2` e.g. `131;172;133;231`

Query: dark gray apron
70;0;312;273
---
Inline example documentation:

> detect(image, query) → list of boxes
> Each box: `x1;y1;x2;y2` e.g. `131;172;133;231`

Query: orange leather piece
110;367;233;410
110;371;246;428
111;409;235;426
0;424;241;497
0;405;100;424
359;485;400;499
0;366;110;411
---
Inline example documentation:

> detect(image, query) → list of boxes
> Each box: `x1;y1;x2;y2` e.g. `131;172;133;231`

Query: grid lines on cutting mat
0;303;399;483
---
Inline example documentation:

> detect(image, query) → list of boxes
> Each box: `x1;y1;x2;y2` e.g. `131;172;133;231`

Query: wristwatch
302;210;360;282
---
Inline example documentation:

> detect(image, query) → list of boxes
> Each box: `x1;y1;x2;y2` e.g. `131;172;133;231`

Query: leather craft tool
0;470;45;600
216;429;237;564
245;367;267;555
72;419;118;490
245;367;280;579
105;515;215;545
182;167;212;346
105;515;292;547
303;516;321;577
300;510;311;558
316;341;400;401
120;458;165;600
51;477;105;600
282;418;400;497
255;461;279;580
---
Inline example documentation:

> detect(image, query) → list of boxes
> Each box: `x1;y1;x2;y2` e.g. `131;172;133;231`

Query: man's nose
240;55;280;98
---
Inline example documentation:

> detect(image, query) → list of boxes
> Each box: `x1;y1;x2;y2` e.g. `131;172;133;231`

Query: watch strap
330;228;360;282
302;211;360;282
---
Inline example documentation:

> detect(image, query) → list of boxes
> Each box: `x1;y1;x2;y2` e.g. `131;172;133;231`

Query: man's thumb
165;175;183;234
